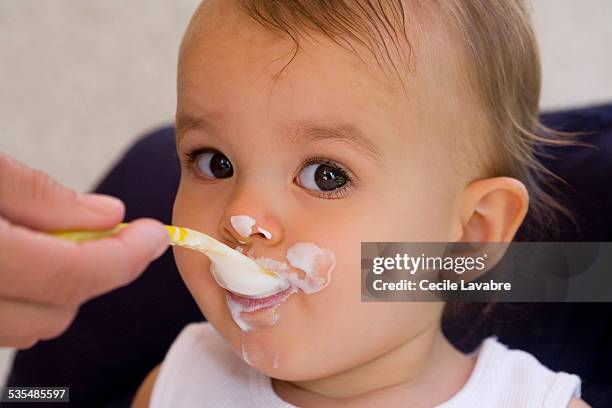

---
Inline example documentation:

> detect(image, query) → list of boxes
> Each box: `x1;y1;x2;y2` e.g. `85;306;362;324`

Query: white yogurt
230;215;256;238
225;242;336;332
286;243;335;294
172;227;287;297
257;226;272;240
208;251;288;298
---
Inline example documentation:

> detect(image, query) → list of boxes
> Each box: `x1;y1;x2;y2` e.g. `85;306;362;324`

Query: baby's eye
296;162;348;192
195;150;234;179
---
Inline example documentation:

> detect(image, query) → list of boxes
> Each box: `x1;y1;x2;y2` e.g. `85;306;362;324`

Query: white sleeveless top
150;322;581;408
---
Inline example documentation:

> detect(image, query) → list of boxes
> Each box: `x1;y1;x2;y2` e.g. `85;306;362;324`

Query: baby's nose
220;213;282;248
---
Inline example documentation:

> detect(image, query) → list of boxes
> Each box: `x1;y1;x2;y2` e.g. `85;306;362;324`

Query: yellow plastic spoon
52;223;287;298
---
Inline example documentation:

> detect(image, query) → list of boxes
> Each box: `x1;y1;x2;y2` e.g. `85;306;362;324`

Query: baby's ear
455;177;529;243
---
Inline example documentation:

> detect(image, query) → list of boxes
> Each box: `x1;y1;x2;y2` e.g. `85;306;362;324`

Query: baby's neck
272;326;474;407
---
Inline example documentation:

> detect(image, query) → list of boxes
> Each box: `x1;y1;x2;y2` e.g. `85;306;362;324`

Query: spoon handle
51;223;130;242
51;223;206;250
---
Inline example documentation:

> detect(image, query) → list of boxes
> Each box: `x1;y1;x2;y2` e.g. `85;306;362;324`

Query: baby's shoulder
441;337;581;407
448;337;582;407
568;396;592;408
480;337;576;382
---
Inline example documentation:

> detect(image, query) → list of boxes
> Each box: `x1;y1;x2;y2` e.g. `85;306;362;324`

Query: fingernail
79;194;124;216
153;241;169;259
148;224;171;259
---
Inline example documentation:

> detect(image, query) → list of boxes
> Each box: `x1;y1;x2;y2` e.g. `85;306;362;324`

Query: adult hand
0;152;169;348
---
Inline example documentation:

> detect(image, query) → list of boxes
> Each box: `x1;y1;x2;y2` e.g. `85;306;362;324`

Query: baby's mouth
223;248;293;331
224;285;293;332
224;242;335;331
225;285;293;313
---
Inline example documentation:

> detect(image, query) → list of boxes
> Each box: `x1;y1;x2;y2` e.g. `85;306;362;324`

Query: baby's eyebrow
177;114;383;166
176;114;220;141
288;123;383;166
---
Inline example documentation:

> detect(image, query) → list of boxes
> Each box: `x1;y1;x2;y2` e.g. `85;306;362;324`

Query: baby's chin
227;326;330;382
207;293;334;380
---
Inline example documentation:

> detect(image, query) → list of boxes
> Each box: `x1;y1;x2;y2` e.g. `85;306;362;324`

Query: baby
133;0;588;406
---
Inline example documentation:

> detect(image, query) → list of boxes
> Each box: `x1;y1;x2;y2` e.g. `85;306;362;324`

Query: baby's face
173;0;465;381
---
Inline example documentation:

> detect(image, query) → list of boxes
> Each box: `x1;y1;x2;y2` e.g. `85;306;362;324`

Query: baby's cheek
277;244;439;377
172;189;226;308
285;253;364;368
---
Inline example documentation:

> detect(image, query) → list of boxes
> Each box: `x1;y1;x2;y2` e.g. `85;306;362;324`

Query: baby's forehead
181;0;467;101
179;0;480;152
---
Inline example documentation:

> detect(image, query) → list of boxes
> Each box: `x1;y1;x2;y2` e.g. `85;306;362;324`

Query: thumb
0;152;124;231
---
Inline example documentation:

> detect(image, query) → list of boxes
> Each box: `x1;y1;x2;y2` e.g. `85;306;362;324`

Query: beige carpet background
1;0;611;389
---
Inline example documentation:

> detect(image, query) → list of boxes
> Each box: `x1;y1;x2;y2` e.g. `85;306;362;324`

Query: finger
0;217;169;307
0;152;124;231
68;218;171;304
0;297;77;349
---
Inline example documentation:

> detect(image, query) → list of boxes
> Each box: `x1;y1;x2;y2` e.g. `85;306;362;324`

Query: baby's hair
235;0;574;239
